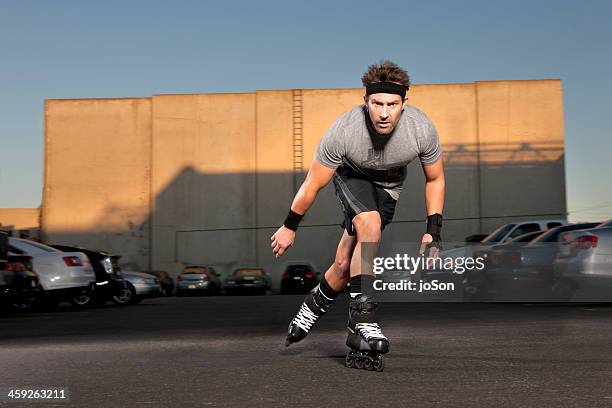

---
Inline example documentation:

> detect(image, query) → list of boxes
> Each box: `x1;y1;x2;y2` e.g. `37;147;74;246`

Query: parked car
1;254;41;312
0;231;7;263
552;225;612;300
224;267;270;295
144;270;175;296
459;230;548;299
7;237;96;308
176;265;222;296
120;271;163;304
441;219;568;260
482;220;567;244
117;262;174;297
280;262;319;294
468;222;599;301
476;230;548;259
50;245;129;306
595;219;612;228
464;234;489;244
425;230;544;299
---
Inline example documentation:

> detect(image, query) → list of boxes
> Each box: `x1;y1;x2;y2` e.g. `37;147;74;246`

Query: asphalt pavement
2;295;612;407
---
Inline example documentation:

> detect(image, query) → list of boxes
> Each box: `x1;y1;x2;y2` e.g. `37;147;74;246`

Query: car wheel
70;287;94;308
113;283;135;305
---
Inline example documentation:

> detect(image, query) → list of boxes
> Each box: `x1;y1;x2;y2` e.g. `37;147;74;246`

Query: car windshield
598;219;612;228
481;224;517;243
234;269;264;277
510;230;544;243
184;267;208;274
287;265;313;273
18;240;60;253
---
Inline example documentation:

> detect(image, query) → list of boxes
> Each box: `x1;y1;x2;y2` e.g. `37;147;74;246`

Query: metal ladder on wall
292;89;303;194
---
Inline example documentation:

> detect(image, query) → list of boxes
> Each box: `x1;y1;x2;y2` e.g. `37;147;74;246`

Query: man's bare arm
419;158;445;256
422;158;445;216
270;159;336;258
290;159;336;214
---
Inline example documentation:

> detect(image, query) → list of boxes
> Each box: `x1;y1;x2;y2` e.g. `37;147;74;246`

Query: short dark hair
361;60;411;88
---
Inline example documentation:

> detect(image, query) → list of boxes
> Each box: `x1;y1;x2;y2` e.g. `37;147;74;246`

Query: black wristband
283;209;304;231
426;214;443;250
426;213;443;236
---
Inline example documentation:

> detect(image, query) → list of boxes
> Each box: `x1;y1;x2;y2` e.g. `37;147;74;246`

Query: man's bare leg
285;229;356;346
345;211;389;371
350;211;381;279
323;229;357;292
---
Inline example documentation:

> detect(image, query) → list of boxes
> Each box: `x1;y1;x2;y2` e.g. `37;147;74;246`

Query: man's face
364;93;404;134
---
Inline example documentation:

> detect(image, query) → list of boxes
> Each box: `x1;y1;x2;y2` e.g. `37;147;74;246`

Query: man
270;60;445;371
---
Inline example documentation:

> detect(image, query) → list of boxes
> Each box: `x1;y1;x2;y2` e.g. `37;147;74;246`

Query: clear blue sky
1;0;611;222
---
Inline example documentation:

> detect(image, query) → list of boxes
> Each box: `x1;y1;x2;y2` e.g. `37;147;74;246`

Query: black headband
365;81;408;98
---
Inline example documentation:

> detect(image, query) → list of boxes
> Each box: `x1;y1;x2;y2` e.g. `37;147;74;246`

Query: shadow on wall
44;141;567;288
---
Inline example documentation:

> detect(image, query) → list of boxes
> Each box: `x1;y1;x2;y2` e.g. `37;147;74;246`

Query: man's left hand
419;232;442;261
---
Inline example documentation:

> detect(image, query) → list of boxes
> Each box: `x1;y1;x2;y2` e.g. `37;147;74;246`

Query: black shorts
332;166;398;236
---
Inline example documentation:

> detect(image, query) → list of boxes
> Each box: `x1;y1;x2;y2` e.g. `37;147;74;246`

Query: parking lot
3;295;612;407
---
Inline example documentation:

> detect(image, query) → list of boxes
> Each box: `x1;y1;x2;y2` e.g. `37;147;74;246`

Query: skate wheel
374;355;384;372
355;357;365;369
364;357;374;371
345;354;354;368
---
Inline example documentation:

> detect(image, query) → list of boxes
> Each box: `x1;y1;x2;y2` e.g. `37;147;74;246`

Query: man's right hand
270;226;296;258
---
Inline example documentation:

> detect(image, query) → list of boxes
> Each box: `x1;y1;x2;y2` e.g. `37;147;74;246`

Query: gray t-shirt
315;104;442;200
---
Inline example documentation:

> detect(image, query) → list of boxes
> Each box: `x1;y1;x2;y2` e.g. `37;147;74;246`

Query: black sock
349;274;375;298
318;273;340;301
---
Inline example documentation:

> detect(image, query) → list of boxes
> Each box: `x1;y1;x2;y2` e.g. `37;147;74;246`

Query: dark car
280;263;319;294
176;265;222;296
144;270;175;296
1;231;39;312
49;245;129;306
0;231;7;262
461;230;545;299
464;234;489;244
224;267;270;295
470;223;599;301
1;252;41;312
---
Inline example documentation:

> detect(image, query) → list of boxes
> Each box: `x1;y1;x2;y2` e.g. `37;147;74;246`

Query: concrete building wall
42;80;567;286
475;80;566;232
0;208;41;238
0;208;40;230
151;93;257;274
43;98;152;267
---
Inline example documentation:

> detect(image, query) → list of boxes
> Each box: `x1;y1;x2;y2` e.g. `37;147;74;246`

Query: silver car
441;219;568;260
8;237;96;307
176;265;222;296
120;271;162;304
553;226;612;300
